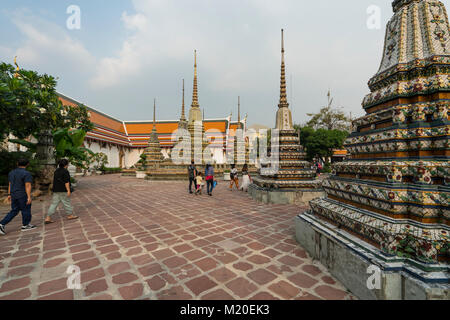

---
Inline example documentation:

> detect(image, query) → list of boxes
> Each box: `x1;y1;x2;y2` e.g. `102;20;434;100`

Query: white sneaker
0;224;5;235
21;224;37;231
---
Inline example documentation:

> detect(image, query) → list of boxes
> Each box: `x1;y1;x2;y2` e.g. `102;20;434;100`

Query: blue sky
2;0;448;127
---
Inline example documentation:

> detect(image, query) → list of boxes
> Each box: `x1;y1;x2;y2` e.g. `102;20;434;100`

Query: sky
2;0;449;127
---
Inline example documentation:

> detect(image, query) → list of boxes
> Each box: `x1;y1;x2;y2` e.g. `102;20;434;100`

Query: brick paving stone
77;258;101;271
131;254;154;266
112;272;139;285
108;262;131;275
247;242;266;250
232;262;253;272
119;283;143;300
278;255;304;267
138;263;164;277
143;243;159;252
195;257;219;272
214;252;239;265
0;176;354;300
0;288;32;300
9;255;39;268
38;289;74;300
38;278;68;296
261;248;282;258
314;285;349;300
247;254;271;265
126;247;143;256
85;279;108;296
43;258;66;268
72;251;96;261
173;244;193;253
226;278;258;299
288;272;318;289
6;266;34;278
158;286;192;300
152;248;176;260
97;245;120;254
69;244;91;253
201;289;234;300
249;292;279;300
268;280;300;299
146;275;166;291
185;276;218;296
0;276;31;293
90;293;113;300
162;256;188;268
302;264;322;277
81;268;106;284
322;276;336;285
208;267;237;283
247;269;277;286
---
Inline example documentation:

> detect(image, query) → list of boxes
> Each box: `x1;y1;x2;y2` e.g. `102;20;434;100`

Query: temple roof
58;93;239;149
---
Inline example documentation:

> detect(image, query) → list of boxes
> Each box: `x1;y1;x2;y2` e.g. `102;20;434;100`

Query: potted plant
92;152;108;175
135;153;147;179
224;169;231;181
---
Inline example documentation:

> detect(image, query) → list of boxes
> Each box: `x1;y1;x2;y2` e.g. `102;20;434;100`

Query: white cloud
5;9;96;78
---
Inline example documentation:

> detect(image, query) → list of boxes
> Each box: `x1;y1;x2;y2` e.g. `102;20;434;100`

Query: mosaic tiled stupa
144;99;164;167
249;30;321;204
188;50;209;164
298;0;449;299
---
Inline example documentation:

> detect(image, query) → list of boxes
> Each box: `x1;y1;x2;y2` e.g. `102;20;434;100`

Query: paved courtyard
0;175;355;300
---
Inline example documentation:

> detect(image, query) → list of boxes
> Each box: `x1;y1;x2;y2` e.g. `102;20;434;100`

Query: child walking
195;172;203;195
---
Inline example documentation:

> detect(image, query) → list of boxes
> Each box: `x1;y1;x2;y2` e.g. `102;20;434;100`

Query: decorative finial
238;96;241;129
153;98;156;126
278;29;289;109
14;56;20;78
180;79;186;121
191;50;199;108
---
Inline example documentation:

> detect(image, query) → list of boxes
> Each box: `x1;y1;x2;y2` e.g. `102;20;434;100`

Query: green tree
306;90;352;131
0;62;93;143
53;128;95;169
303;129;349;162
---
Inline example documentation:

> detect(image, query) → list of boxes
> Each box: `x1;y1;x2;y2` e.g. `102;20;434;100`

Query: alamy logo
66;5;81;30
366;265;381;290
66;265;81;289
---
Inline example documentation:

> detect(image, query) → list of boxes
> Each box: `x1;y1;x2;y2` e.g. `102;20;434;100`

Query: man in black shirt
188;161;197;194
0;158;36;235
44;159;78;224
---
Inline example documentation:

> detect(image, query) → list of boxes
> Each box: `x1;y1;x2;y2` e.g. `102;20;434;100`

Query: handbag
213;180;218;189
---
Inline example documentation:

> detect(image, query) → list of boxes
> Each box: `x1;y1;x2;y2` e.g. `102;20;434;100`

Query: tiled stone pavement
0;175;355;300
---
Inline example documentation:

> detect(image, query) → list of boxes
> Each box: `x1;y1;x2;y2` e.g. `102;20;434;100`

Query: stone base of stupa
295;211;450;300
144;162;229;181
248;181;323;205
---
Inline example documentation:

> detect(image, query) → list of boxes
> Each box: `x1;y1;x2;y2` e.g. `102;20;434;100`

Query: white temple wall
126;148;144;168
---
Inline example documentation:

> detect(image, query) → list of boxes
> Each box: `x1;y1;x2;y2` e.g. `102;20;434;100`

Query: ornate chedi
178;79;188;131
231;96;247;165
249;30;321;204
144;99;164;167
298;0;449;299
188;50;208;164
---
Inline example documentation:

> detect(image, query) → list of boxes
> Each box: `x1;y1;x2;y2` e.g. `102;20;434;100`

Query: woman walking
45;159;78;224
240;164;251;192
229;164;239;191
205;164;215;196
